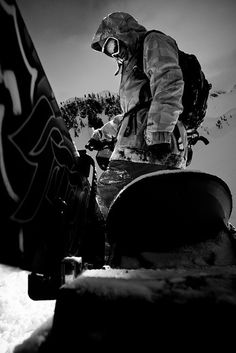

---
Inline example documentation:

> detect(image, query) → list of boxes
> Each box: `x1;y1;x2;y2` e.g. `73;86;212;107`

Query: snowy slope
191;89;236;225
0;265;55;352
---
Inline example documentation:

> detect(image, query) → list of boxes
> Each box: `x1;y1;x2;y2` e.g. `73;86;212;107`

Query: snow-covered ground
0;265;55;353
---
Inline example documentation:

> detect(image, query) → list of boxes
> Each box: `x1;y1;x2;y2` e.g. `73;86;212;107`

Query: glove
85;138;104;151
85;129;103;151
147;143;171;158
91;129;102;140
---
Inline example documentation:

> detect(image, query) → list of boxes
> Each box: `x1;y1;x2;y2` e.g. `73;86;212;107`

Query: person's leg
97;160;168;220
96;160;132;219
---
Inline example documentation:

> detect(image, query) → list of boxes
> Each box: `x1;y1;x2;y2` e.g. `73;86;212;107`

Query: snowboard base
106;169;233;257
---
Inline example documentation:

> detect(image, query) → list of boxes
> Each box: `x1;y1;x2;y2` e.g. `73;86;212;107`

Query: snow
207;90;236;117
0;265;55;353
191;90;236;225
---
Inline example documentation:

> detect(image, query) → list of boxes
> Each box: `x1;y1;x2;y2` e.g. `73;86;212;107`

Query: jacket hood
91;12;147;54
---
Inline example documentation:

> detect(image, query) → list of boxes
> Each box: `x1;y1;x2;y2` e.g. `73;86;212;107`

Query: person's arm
86;114;123;150
91;114;123;142
143;32;184;147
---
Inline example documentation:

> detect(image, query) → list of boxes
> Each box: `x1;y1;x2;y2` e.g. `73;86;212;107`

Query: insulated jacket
91;12;187;168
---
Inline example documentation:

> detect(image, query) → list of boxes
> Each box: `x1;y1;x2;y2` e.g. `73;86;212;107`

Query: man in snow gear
89;12;189;217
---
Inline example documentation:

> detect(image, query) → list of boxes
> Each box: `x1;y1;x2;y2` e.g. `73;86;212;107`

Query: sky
16;0;236;104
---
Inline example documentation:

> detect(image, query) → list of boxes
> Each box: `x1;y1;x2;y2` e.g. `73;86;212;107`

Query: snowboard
106;169;233;255
0;0;93;281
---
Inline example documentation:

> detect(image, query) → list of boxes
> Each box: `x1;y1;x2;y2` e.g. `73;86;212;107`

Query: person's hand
91;129;102;141
85;138;104;151
85;129;103;151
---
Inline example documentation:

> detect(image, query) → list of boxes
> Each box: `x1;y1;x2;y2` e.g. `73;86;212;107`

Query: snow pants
96;160;172;219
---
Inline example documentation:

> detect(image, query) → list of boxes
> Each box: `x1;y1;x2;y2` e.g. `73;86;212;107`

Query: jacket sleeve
143;32;184;145
91;114;123;141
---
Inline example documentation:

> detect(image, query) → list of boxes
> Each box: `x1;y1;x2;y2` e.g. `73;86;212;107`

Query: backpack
143;30;212;132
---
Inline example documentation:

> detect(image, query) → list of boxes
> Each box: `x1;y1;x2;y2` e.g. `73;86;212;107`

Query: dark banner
0;0;90;274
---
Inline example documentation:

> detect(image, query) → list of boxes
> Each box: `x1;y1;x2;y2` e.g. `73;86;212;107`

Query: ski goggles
102;37;120;58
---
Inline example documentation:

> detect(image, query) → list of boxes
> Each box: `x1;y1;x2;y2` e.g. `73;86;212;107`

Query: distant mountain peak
210;89;227;98
229;83;236;93
201;107;236;139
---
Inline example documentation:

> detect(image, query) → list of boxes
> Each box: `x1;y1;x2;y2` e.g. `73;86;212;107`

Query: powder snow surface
0;265;55;353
